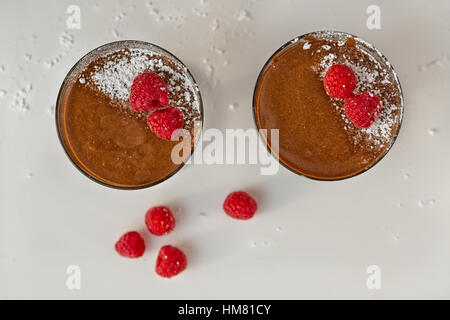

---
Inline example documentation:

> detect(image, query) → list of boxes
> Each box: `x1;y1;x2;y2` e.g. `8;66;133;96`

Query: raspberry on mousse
129;72;169;112
344;92;382;128
129;72;185;141
323;64;357;99
147;107;184;140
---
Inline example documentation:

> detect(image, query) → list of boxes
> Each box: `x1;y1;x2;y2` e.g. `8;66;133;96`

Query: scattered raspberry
114;231;146;258
155;245;187;278
323;64;357;99
145;206;176;236
129;72;169;112
147;107;184;140
223;191;257;220
344;92;382;128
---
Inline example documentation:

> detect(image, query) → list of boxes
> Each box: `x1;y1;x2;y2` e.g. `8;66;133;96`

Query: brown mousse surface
255;33;402;180
58;45;201;187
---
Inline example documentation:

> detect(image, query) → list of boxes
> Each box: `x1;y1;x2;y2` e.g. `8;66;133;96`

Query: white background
1;0;449;299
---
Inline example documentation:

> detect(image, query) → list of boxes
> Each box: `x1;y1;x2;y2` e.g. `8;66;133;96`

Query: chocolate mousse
56;41;202;188
254;31;403;180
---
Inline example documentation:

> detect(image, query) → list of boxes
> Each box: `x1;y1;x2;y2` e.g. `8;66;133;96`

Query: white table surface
1;0;450;299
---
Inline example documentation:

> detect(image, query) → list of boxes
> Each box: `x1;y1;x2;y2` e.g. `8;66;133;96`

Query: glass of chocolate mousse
56;41;203;189
253;31;404;181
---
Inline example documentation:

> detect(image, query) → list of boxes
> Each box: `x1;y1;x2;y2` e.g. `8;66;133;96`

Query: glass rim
252;30;404;181
55;40;204;190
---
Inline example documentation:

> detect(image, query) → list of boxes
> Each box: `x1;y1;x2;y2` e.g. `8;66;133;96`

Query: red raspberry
130;72;169;112
323;64;357;98
145;206;176;236
147;107;184;140
114;231;146;258
344;92;382;128
223;191;257;220
155;245;187;278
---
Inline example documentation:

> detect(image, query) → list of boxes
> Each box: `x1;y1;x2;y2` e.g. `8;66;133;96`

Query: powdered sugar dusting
360;103;397;147
316;35;401;151
84;47;200;128
319;53;336;72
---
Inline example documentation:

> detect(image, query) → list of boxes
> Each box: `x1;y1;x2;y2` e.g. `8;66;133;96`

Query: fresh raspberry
147;107;184;140
155;245;187;278
344;92;382;128
129;72;169;112
223;191;257;220
145;206;176;236
323;64;357;99
114;231;146;258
